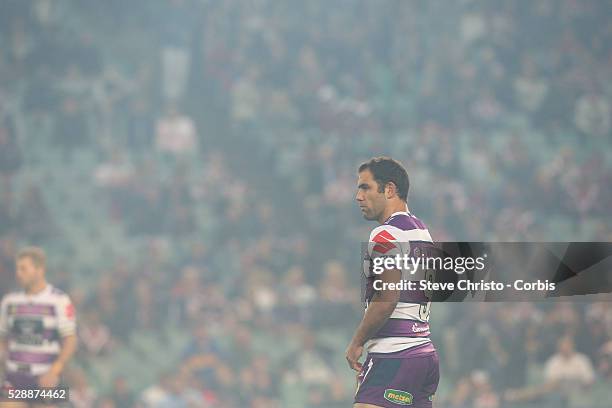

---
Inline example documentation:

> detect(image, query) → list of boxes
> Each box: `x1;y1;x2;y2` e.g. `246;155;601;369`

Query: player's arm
0;337;5;380
0;298;7;366
346;267;401;371
0;298;8;380
47;334;77;378
38;297;77;387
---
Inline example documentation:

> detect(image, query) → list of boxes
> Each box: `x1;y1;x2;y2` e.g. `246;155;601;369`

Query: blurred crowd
0;0;611;407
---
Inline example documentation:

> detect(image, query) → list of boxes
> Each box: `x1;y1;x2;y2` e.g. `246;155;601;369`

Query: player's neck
378;201;409;224
26;280;48;296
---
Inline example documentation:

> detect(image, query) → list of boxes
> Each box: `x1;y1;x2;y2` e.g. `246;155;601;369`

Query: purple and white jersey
0;285;76;377
363;211;435;356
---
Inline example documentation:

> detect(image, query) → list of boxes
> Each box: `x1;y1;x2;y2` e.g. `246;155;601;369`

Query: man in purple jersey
346;157;439;408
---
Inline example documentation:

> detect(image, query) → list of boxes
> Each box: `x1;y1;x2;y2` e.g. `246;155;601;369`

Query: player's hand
38;367;60;388
345;342;364;372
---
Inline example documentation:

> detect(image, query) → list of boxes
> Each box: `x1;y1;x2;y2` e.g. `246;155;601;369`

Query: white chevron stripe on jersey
366;337;431;354
390;302;430;322
369;224;433;245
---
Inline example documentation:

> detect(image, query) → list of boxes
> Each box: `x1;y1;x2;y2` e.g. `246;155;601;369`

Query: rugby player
0;247;77;407
346;157;439;408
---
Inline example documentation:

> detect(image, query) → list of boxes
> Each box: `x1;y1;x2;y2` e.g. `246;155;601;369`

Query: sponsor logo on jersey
65;304;75;320
372;230;397;254
412;323;429;333
384;389;413;405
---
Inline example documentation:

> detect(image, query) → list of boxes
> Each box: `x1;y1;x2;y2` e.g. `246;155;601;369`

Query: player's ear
385;182;397;199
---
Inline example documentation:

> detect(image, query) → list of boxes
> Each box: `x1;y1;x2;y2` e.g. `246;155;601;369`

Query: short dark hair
16;246;46;268
358;157;409;201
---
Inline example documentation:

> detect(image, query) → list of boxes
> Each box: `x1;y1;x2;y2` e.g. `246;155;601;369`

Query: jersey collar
24;283;52;298
384;210;411;224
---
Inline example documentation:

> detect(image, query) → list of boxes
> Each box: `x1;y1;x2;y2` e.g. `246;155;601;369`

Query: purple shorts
354;351;439;407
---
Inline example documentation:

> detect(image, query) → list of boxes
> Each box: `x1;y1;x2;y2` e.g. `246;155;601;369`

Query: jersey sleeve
365;225;410;278
368;225;409;259
0;296;8;338
57;295;76;337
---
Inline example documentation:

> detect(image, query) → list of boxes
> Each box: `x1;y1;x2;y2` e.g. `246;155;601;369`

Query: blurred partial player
0;247;77;408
